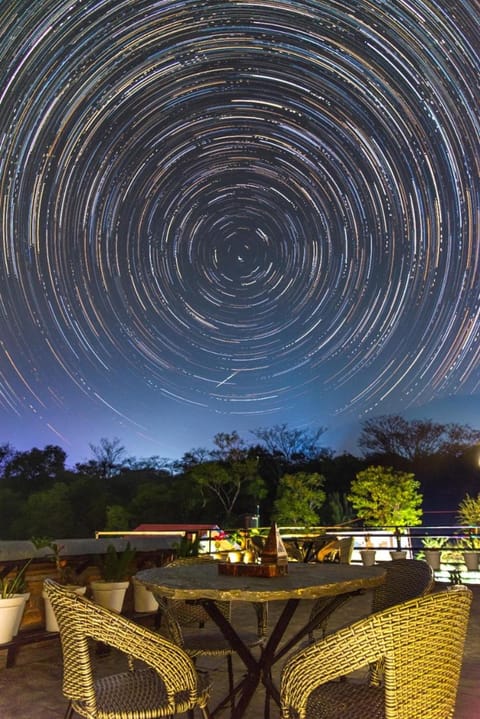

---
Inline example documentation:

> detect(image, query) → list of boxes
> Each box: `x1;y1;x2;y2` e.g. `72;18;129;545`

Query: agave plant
97;543;136;582
0;559;32;599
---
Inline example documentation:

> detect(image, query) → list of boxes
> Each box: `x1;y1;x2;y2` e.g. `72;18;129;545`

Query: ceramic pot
42;586;87;632
424;550;441;570
0;595;30;644
90;581;129;613
390;551;407;560
132;579;159;613
12;592;30;636
359;549;376;566
463;552;479;571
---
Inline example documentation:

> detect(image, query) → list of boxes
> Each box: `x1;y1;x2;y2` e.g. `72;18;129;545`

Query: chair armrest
84;598;200;699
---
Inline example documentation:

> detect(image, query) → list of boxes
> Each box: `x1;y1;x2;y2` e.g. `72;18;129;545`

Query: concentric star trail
0;0;478;456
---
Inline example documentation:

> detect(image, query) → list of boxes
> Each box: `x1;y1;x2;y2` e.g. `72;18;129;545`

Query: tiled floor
0;583;478;718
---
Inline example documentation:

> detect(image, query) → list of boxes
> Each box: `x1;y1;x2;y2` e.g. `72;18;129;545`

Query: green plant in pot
172;535;201;558
0;559;32;643
97;542;137;582
460;532;480;571
421;536;447;570
91;543;137;613
0;559;31;599
33;537;88;632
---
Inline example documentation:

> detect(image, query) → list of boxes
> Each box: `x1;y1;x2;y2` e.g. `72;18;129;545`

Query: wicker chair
308;557;434;644
43;578;211;719
156;557;266;709
281;585;472;719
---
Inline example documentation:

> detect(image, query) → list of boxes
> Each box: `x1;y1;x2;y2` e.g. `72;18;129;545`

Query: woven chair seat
86;667;211;718
306;681;384;719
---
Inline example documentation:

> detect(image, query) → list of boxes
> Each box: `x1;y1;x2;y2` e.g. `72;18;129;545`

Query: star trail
0;0;478;461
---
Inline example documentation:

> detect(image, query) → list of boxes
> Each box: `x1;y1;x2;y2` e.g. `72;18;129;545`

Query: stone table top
136;561;386;603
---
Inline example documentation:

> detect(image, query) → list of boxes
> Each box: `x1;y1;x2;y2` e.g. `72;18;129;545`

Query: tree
0;443;15;477
105;504;131;531
187;457;266;524
78;437;127;479
3;445;67;483
272;472;326;527
18;483;75;537
324;491;354;525
457;494;480;526
348;466;423;528
211;431;248;462
358;415;480;461
252;424;327;464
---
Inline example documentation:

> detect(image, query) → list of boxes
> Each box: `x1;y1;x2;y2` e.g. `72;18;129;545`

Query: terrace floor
0;581;478;718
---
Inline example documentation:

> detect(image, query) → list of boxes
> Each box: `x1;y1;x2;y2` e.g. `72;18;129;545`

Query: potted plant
461;533;480;571
172;535;201;558
0;559;32;644
91;543;136;613
359;535;376;566
457;495;480;571
421;536;446;570
34;538;87;632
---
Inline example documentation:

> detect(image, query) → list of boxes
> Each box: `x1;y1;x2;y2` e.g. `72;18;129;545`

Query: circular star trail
0;0;479;443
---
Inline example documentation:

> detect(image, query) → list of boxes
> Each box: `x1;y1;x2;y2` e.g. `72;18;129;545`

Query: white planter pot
12;592;30;636
463;552;479;571
91;581;129;614
424;550;442;570
133;579;159;613
0;595;29;644
42;586;86;632
390;551;407;560
360;549;376;566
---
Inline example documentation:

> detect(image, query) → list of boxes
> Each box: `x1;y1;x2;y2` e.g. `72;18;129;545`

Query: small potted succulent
91;543;136;613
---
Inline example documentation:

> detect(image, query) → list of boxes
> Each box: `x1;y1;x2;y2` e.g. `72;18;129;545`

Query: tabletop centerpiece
218;522;288;577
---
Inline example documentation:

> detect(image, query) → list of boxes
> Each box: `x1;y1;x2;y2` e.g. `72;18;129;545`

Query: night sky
0;0;479;466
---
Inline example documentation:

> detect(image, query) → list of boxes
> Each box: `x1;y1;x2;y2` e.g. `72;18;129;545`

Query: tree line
0;416;479;539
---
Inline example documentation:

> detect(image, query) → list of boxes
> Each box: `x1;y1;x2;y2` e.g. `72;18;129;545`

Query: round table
136;562;386;718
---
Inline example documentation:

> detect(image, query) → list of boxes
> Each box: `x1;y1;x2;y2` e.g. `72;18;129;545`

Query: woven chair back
44;580;98;713
372;558;434;614
44;578;208;718
161;556;231;628
282;585;472;719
